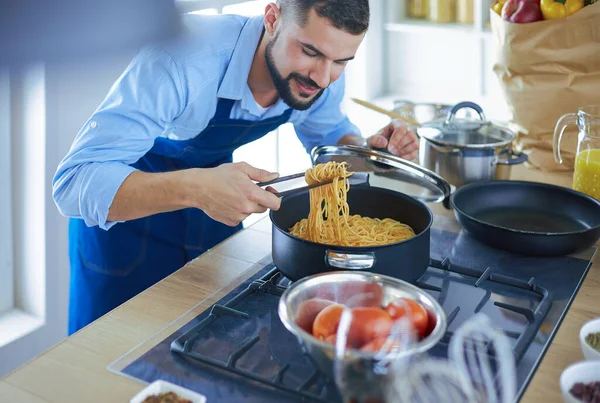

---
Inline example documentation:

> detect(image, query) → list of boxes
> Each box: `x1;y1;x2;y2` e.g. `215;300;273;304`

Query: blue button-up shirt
52;13;360;230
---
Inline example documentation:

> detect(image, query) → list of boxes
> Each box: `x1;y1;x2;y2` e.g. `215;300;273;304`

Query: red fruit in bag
502;0;543;23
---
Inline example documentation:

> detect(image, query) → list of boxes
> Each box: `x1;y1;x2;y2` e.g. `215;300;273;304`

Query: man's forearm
107;170;193;222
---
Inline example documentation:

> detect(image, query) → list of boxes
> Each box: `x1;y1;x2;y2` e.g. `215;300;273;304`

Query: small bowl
278;271;447;381
580;317;600;361
130;380;207;403
560;361;600;403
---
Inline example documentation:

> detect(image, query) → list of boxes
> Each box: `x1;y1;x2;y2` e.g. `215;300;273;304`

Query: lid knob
445;102;486;125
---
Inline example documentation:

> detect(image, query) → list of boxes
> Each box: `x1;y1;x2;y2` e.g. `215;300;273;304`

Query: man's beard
265;34;325;111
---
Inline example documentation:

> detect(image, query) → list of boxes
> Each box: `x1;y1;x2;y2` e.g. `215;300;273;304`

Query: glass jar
428;0;455;23
456;0;474;23
408;0;429;19
554;105;600;200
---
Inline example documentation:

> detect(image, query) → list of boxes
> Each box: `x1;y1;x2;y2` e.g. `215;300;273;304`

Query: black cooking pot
270;185;433;282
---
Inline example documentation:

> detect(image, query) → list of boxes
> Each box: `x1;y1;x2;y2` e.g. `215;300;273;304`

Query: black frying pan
450;181;600;256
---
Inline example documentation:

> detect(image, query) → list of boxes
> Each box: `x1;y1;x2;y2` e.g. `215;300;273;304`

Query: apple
502;0;543;23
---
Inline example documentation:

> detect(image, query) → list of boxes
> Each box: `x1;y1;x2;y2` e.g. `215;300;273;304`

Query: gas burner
116;228;595;403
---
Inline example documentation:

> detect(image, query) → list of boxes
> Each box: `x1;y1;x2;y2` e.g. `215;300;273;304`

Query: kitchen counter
1;164;599;403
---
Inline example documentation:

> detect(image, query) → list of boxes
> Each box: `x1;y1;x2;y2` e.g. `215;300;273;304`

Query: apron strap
213;98;236;120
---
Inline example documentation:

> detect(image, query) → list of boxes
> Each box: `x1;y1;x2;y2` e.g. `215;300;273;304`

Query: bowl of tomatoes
278;270;447;385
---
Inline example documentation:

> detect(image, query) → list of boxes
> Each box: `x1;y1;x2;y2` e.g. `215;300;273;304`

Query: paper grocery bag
491;4;600;172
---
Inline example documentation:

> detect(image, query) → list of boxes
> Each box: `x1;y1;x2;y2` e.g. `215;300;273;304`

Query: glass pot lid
417;102;516;149
310;145;452;204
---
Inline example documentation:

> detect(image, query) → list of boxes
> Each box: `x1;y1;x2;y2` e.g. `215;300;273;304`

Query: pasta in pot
288;161;416;246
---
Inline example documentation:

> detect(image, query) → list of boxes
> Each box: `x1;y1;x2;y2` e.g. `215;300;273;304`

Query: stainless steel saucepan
416;102;527;187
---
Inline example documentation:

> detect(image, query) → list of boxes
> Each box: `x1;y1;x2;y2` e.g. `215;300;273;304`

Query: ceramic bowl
560;361;600;403
130;380;207;403
580;317;600;361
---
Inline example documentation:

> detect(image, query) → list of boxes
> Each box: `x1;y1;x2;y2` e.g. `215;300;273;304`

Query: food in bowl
569;381;600;403
142;392;192;403
296;290;435;352
586;332;600;353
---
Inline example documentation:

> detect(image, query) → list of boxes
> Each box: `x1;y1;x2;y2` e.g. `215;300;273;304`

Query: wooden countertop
1;165;599;403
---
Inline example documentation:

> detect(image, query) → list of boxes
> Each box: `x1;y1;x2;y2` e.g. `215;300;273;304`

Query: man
53;0;419;334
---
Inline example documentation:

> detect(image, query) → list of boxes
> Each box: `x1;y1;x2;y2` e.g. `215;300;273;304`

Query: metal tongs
256;171;369;197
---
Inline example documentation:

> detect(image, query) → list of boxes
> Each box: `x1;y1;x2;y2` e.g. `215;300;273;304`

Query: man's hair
279;0;370;35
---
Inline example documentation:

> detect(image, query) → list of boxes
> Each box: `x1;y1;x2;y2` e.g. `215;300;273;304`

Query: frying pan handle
325;251;375;270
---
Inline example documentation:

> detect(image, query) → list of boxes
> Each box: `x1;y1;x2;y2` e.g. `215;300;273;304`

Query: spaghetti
288;161;416;246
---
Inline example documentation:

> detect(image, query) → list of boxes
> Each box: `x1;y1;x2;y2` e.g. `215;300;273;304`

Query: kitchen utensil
258;172;368;198
580;317;600;361
384;313;516;403
332;308;419;403
554;105;600;200
277;270;447;382
392;100;456;125
256;172;306;187
311;144;452;205
448;314;516;403
560;361;600;403
351;97;420;127
417;101;527;187
450;180;600;256
270;185;433;281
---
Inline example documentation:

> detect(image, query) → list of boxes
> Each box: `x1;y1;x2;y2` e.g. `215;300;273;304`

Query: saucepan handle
325;251;375;270
497;151;528;165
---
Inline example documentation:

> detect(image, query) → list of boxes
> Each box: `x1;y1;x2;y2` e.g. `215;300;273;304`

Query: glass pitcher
553;105;600;200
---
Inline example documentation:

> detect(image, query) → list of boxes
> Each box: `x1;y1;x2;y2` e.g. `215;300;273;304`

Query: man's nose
309;59;332;89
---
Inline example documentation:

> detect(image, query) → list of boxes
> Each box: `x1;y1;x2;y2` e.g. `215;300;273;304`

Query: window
0;68;13;316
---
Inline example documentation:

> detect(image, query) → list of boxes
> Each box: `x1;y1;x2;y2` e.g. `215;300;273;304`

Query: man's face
265;8;364;111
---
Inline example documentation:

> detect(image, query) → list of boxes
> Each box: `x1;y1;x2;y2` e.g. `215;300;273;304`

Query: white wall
0;52;134;377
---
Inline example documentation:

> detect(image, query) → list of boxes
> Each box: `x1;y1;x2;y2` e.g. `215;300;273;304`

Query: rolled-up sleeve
293;71;361;154
52;45;186;230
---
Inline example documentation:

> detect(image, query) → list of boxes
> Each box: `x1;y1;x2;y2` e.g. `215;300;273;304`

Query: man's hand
188;162;282;227
367;119;419;161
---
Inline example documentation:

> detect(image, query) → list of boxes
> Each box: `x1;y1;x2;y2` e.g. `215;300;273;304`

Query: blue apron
68;97;292;334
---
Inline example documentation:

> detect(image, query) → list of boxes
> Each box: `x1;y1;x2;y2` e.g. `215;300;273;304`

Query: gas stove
111;227;595;402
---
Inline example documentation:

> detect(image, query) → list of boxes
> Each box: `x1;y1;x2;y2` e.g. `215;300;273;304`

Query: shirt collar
217;15;264;101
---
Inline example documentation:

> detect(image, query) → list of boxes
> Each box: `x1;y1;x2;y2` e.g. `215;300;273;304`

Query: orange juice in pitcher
554;105;600;200
573;149;600;199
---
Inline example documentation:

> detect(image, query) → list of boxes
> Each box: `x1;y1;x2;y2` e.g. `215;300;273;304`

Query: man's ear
264;2;281;37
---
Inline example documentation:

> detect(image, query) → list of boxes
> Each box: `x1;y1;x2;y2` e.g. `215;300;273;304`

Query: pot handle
497;151;528;165
445;101;486;125
325;251;375;270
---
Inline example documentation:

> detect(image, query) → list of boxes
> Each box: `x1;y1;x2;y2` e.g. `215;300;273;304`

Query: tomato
424;308;437;338
315;282;383;308
324;334;337;345
347;307;392;347
312;303;345;340
295;298;334;334
385;298;429;338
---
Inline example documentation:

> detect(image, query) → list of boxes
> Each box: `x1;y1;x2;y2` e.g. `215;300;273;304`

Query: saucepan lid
310;145;452;205
417;101;515;149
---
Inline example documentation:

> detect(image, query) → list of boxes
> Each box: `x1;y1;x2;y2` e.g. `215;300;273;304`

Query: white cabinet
358;0;509;122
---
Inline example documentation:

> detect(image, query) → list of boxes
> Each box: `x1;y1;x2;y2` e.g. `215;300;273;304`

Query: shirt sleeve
292;71;361;154
52;45;187;230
